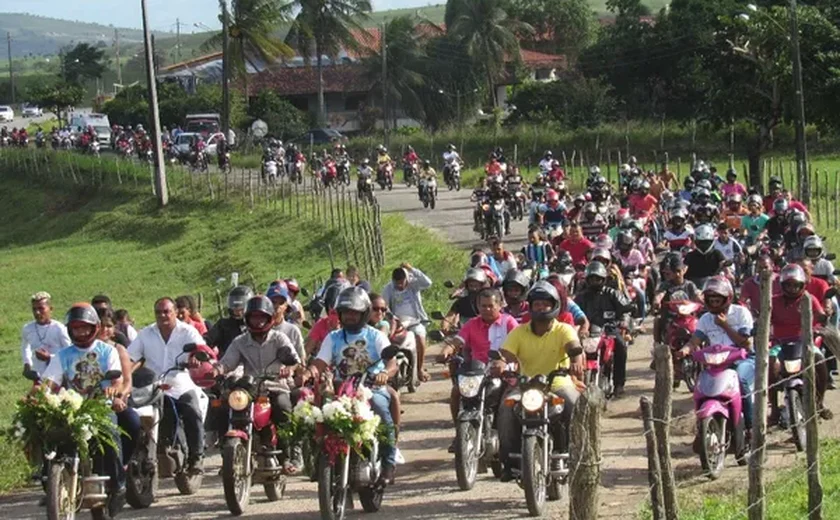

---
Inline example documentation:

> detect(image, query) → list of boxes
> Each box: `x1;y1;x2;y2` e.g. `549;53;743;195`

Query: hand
34;348;51;362
401;262;413;271
578;328;589;340
104;386;121;399
437;347;454;364
111;397;127;413
569;357;584;380
714;313;728;327
277;366;292;379
374;372;390;386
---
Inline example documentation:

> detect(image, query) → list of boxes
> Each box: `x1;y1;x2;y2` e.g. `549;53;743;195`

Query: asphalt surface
3;179;839;519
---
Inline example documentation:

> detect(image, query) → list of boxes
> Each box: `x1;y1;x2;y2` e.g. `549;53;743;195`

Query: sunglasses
372;307;388;312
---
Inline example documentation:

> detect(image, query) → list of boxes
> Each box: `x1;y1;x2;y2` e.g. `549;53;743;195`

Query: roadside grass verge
0;170;464;493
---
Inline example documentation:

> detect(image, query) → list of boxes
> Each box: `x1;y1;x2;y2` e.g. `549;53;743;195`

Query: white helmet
694;224;716;253
803;236;824;260
589;165;601;176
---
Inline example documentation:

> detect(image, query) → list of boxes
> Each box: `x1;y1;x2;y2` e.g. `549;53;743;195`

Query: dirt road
3;183;839;519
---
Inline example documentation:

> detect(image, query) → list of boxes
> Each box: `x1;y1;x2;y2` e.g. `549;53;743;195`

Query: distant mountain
0;12;173;57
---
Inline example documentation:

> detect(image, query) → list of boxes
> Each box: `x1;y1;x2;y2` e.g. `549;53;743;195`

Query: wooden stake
800;294;822;520
641;397;665;520
653;342;678;520
569;385;603;520
749;271;772;520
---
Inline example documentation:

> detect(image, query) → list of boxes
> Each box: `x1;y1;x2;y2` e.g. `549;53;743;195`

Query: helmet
630;178;643;192
747;194;762;207
703;277;734;309
545;150;553;158
266;284;290;301
694;188;711;201
695;224;715;253
378;144;386;153
589;166;601;176
547;190;560;202
334;286;372;333
361;158;370;166
789;211;807;230
670;207;688;221
583;202;596;214
574;194;586;204
591;247;612;264
285;278;300;296
769;176;782;188
779;264;807;298
245;296;275;334
526;280;561;322
470;251;488;267
640;180;650;192
629;155;637;165
464;267;488;286
697;179;713;191
616;208;629;223
585;261;608;280
502;269;530;302
616;231;634;251
594;234;613;250
65;303;101;347
727;193;743;205
594;175;607;186
803;236;824;260
407;145;414;152
448;143;456;151
620;164;631;174
323;279;353;312
556;181;567;193
228;285;255;312
423;159;431;167
684;177;695;189
773;198;789;214
726;168;737;179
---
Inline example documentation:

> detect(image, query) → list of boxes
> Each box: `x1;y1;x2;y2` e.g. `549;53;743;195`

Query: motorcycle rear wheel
522;436;547;517
222;438;251;515
454;422;479;491
262;456;286;502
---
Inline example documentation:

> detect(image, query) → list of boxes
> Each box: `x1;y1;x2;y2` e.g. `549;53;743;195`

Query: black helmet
228;285;255;312
526;281;561;322
616;231;634;251
323;279;353;312
684;177;695;189
335;286;371;333
423;159;430;167
502;269;530;292
585;261;608;280
245;296;275;334
66;303;101;347
726;168;737;179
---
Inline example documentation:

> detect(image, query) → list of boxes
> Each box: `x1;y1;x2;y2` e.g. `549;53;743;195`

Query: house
159;26;566;132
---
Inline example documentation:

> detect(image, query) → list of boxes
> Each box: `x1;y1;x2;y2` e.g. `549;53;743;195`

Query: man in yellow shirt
493;281;583;482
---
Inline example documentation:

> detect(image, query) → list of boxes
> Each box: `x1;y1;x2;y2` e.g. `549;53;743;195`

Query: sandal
419;369;431;383
283;462;300;475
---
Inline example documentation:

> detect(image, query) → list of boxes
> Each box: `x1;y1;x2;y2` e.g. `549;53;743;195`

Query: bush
509;75;617;129
247;90;307;140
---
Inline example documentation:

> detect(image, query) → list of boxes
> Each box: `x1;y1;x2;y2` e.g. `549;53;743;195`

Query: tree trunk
240;40;249;108
487;68;497;108
317;48;325;127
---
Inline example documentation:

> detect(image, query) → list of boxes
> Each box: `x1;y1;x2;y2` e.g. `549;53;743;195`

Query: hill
0;12;174;57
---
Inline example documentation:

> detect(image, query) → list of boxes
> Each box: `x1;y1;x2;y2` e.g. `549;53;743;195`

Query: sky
2;0;436;31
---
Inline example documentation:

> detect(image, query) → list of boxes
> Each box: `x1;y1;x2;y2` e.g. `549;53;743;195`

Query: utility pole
7;32;14;105
381;23;388;147
115;29;122;86
141;0;168;206
789;0;809;204
176;18;182;63
220;0;230;139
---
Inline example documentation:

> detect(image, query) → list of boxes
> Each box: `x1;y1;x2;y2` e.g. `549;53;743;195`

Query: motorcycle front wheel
788;390;807;452
222;437;252;515
318;452;349;520
47;460;77;520
454;421;480;490
521;436;547;517
699;415;726;480
125;436;157;509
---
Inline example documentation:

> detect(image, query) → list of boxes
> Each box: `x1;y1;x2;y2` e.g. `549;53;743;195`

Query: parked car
22;105;43;118
290;128;347;146
0;106;13;123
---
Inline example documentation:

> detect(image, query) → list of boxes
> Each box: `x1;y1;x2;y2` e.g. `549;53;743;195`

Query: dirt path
3;183;839;519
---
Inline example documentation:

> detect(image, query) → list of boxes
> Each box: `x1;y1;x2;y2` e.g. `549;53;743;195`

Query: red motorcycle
220;358;296;515
188;344;225;449
664;300;703;391
583;323;620;398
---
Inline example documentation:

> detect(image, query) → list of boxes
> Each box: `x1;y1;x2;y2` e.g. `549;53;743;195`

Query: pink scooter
693;344;749;480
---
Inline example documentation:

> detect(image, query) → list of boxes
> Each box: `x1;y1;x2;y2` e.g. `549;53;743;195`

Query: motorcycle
357;174;376;205
190;150;209;173
388;315;423;394
89;140;101;158
693;344;749;479
219;151;232;174
317;356;395;520
45;370;125;520
664;300;703;391
482;199;506;240
450;352;505;490
336;159;352;186
376;163;394;191
35;133;46;149
419;176;437;210
776;341;809;451
446;161;462;191
220;356;297;515
504;369;571;517
125;345;206;509
290;154;306;184
117;140;134;159
583;324;619;398
507;187;526;221
403;161;417;187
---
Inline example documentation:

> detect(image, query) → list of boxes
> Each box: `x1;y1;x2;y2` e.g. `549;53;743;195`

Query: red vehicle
583;323;620;398
664;300;704;391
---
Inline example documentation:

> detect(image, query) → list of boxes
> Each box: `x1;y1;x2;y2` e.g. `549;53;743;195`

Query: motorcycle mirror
567;344;583;357
826;288;839;301
381;345;399;360
428;330;445;342
443;280;455;289
488;350;502;361
132;366;157;388
183;342;198;353
103;370;123;381
23;369;39;382
300;287;310;297
302;320;312;330
431;310;446;320
826;253;837;261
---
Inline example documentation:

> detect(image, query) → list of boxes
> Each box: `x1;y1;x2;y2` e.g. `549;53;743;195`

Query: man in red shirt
798;258;832;314
558;222;594;266
782;189;811;221
739;255;780;317
628;181;658;219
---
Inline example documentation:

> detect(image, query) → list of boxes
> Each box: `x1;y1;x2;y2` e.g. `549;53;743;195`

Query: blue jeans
369;387;396;466
735;357;756;429
636;289;647;320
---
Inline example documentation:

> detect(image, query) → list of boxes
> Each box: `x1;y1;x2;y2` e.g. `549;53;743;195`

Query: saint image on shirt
338;339;374;378
72;351;104;394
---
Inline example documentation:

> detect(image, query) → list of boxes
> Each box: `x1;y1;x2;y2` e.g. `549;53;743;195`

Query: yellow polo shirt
502;320;578;378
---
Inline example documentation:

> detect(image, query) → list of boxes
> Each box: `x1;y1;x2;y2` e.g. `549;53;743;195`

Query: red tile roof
250;63;373;96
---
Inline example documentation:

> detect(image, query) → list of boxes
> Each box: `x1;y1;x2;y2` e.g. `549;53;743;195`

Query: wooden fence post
641;396;665;520
749;271;772;520
800;294;822;520
653;342;678;520
569;385;603;520
823;170;829;229
834;172;839;230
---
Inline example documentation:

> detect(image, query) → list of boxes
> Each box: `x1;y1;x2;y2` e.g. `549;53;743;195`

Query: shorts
407;323;427;338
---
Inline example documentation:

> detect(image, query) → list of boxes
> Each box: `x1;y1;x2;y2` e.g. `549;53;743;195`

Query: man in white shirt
381;263;433;381
538;150;556;174
21;291;71;379
128;297;206;474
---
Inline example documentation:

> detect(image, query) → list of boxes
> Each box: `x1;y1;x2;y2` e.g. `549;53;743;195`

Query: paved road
3;110;56;129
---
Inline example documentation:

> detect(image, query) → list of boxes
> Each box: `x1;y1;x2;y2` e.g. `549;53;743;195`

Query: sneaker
395;448;405;465
186;456;204;476
500;466;515;483
613;386;626;398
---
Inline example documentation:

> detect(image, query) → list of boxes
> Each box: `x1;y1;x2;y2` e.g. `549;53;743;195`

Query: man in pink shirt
438;288;517;444
558;222;594;266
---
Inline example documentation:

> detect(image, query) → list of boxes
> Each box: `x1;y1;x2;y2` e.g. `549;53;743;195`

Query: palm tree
448;0;532;107
286;0;372;126
364;16;427;128
202;0;294;99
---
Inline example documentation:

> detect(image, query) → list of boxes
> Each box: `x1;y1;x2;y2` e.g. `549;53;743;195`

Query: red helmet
285;278;300;296
616;208;629;221
547;190;560;202
188;344;218;388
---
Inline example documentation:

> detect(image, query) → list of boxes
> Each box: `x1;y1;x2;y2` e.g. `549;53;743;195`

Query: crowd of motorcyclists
13;139;840;517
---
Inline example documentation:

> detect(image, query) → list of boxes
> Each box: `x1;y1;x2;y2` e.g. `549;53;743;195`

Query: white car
22;105;43;118
172;132;223;157
0;106;13;123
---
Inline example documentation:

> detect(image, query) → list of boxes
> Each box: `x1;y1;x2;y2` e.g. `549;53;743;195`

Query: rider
487;178;511;235
538;190;567;230
495;281;584;481
579;202;608;241
684;224;728;287
267;284;306;361
21;291;71;380
721;168;747;198
575;262;634;396
502;269;531;323
538;150;556;175
205;286;253;356
653;253;702;345
442;144;461;185
742;194;769;245
307;287;399;482
721;193;747;231
128;297;207;475
557;221;593;267
521;228;555;272
442;268;491;331
381;263;434;383
765;198;790;242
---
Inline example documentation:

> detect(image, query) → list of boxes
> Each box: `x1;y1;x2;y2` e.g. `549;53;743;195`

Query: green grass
0;152;464;492
639;439;840;520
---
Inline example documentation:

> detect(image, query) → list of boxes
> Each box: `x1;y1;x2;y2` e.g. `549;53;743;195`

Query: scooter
693;344;749;480
388;315;423;393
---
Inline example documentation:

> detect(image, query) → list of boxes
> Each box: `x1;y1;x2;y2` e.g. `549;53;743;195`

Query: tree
502;0;595;63
509;75;616;128
28;81;85;125
61;43;108;85
286;0;372;125
363;16;427;127
202;0;294;99
448;0;533;107
248;89;308;139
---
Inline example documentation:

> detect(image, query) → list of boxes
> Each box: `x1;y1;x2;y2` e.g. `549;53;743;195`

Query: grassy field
0;156;465;492
637;439;840;519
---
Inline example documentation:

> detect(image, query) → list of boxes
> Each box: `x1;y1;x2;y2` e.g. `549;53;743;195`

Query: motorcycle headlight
228;389;251;411
703;351;729;366
458;375;484;398
784;359;802;374
521;388;545;413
